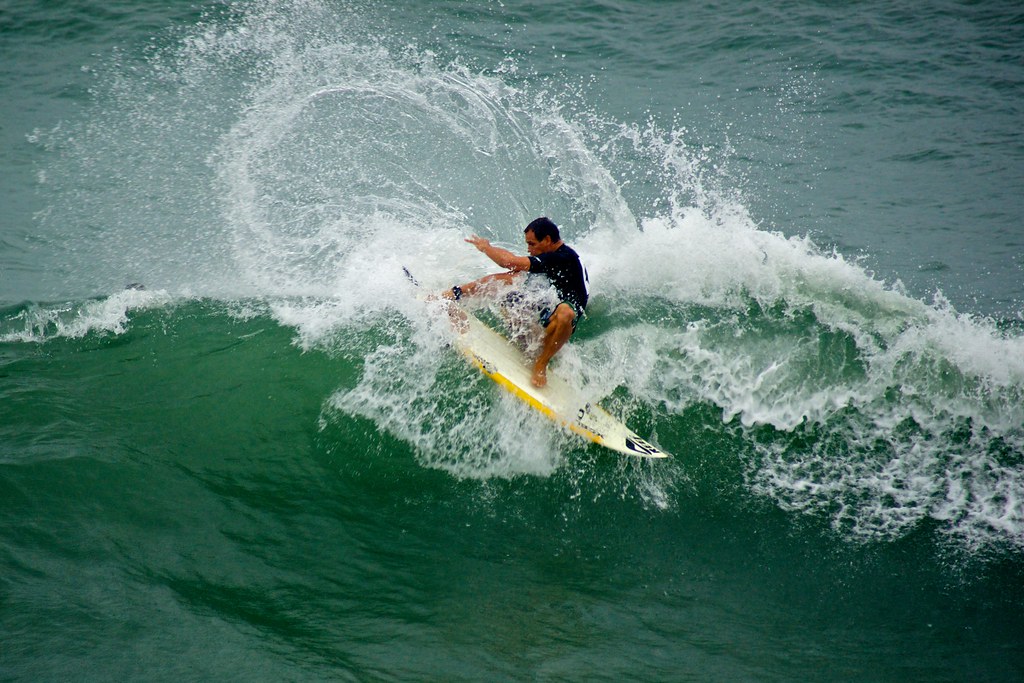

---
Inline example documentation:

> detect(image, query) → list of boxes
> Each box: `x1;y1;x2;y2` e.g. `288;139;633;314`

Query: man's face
524;230;553;257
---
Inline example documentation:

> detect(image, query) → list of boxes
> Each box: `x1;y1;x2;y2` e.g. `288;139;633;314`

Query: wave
0;288;173;343
21;0;1024;553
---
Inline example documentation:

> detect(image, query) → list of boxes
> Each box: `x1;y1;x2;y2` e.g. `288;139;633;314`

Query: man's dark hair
525;217;560;242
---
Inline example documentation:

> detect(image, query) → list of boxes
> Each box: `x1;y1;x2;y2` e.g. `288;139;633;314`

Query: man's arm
437;234;529;301
466;235;531;272
441;271;518;300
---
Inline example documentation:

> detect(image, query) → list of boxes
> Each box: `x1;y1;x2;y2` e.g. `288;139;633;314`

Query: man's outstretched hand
465;234;490;252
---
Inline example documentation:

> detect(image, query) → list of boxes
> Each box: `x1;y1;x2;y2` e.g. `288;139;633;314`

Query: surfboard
447;303;670;459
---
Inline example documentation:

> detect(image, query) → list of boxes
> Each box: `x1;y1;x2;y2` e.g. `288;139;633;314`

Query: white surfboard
449;304;670;459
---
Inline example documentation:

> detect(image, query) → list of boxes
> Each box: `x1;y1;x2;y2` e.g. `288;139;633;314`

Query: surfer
443;217;588;388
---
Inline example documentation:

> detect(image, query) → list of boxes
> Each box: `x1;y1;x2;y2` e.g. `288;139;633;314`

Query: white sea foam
575;198;1024;548
0;288;172;343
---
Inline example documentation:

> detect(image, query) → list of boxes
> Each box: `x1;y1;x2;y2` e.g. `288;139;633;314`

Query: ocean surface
2;0;1023;679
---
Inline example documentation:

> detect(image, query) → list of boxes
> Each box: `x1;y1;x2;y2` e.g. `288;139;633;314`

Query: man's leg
531;303;575;387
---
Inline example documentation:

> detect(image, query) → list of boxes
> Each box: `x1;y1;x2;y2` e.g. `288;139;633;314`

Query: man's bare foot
531;363;547;388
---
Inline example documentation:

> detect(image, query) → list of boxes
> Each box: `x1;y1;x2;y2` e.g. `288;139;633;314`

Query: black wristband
451;285;462;301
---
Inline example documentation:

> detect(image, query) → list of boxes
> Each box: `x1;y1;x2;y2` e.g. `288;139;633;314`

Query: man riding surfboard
442;217;588;388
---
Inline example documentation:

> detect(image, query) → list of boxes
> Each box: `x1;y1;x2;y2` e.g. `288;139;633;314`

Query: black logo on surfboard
625;436;662;456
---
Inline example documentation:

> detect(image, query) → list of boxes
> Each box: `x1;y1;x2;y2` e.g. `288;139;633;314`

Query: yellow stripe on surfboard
463;351;609;447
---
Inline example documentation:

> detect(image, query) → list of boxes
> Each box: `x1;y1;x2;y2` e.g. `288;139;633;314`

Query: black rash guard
527;243;589;312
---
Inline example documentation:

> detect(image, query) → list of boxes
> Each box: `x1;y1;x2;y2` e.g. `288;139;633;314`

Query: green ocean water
3;1;1023;680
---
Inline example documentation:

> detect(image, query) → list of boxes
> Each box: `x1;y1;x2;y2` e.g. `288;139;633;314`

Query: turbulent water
3;0;1023;679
